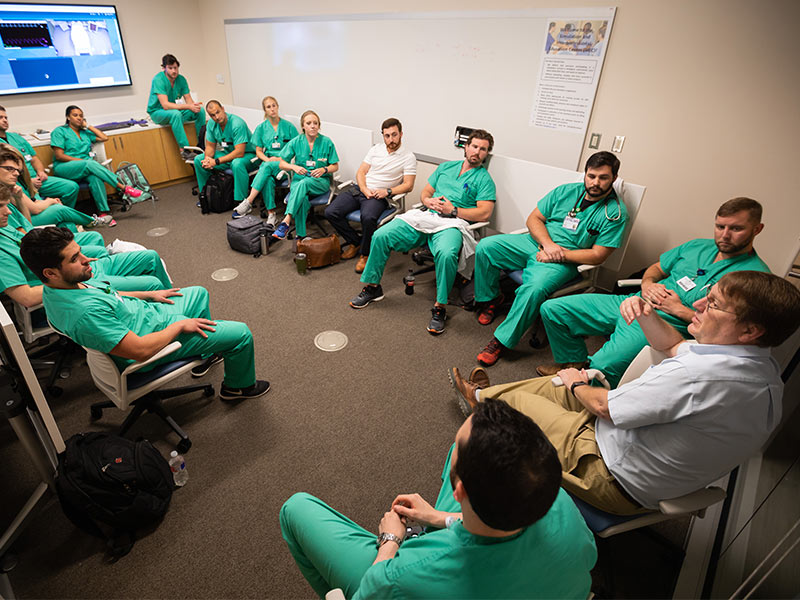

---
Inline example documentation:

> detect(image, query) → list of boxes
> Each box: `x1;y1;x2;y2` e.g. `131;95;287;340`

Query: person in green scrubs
473;151;628;367
538;197;771;387
146;54;205;158
21;227;271;401
271;110;339;240
349;130;496;336
51;105;144;226
279;398;596;599
192;101;257;206
0;105;80;207
0;145;98;232
231;96;298;225
0;191;169;311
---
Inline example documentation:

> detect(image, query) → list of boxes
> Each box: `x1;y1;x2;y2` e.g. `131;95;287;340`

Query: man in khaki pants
449;271;800;515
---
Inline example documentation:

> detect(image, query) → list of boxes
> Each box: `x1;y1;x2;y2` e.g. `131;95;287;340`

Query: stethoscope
567;189;623;222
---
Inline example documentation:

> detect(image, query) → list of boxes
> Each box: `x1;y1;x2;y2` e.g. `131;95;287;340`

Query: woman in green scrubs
232;96;298;225
50;105;143;226
272;110;339;240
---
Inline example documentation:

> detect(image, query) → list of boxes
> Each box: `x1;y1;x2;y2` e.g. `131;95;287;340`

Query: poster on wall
531;18;612;132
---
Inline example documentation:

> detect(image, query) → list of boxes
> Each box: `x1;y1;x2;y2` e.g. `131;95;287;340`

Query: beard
715;235;753;255
584;181;612;198
63;268;92;285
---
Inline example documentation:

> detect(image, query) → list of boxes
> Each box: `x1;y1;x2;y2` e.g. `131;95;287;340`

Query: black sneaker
349;285;384;309
427;305;446;335
219;380;271;401
191;354;223;377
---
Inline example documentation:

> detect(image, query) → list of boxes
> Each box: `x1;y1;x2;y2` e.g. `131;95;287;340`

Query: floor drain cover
314;331;348;352
211;268;239;282
146;227;169;237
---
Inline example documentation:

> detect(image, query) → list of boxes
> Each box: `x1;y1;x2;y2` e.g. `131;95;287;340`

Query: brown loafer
469;366;490;389
355;255;368;273
341;245;359;260
448;367;483;417
535;361;589;377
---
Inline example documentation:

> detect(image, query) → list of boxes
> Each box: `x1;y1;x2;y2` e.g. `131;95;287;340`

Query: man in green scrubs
349;130;496;335
0;105;80;207
146;54;205;159
280;398;596;599
473;151;628;367
20;227;271;401
0;192;169;310
193;101;257;206
537;197;771;387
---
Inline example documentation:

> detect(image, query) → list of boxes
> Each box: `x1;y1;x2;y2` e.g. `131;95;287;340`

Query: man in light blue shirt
450;270;800;514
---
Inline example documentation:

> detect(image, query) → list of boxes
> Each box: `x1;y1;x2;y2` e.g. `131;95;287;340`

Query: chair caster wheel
48;386;63;397
203;386;214;397
90;406;103;420
177;439;192;453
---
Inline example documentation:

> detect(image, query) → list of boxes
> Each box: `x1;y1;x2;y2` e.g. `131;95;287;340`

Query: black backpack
199;170;234;214
55;432;174;558
227;215;274;256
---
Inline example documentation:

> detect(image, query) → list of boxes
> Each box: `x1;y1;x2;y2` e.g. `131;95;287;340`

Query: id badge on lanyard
306;159;316;169
562;216;580;232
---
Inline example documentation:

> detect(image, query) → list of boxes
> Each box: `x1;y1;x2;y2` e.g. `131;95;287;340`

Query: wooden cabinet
160;125;197;181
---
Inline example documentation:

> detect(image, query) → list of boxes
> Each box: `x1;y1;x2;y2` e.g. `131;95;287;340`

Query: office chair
340;180;406;230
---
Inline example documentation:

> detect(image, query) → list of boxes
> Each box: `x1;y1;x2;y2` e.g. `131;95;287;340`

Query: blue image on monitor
9;56;78;87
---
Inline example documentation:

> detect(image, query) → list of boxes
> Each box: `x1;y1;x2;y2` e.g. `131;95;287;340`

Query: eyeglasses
0;165;22;175
705;290;737;315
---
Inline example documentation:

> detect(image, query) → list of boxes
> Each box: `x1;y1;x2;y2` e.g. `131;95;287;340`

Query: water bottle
404;269;416;295
260;231;268;255
169;450;188;487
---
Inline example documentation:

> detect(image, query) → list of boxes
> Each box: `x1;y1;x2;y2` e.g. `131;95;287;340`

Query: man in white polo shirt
325;118;416;273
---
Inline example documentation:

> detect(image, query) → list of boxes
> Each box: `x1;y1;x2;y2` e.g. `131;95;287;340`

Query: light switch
589;133;601;149
216;73;225;84
612;135;625;152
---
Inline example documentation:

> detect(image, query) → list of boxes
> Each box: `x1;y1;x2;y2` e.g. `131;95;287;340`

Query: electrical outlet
612;135;625;152
589;133;601;149
216;73;225;84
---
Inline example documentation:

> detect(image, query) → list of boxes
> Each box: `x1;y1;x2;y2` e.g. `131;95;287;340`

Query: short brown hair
466;129;494;152
717;197;762;223
381;117;402;133
717;271;800;347
206;99;222;111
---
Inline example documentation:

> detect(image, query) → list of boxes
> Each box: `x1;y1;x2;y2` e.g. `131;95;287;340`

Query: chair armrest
617;278;643;287
183;146;204;153
576;264;599;273
468;221;489;231
411;202;422;209
658;487;726;516
121;341;182;376
510;227;528;235
337;179;355;191
100;158;112;167
550;369;610;390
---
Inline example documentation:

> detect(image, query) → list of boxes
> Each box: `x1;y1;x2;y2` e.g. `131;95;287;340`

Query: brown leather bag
296;235;341;268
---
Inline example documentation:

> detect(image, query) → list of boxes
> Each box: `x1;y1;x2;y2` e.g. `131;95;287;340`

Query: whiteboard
224;8;615;170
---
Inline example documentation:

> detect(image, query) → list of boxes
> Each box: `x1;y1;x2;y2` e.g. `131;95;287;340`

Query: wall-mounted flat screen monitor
0;3;131;96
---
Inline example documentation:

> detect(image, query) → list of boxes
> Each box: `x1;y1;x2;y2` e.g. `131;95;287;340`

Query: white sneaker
232;200;251;219
94;214;113;226
266;212;279;227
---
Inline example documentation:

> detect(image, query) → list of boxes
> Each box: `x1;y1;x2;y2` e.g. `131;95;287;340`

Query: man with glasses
449;270;800;514
536;197;770;387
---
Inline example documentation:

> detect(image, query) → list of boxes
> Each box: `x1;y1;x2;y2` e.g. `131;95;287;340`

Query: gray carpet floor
1;182;686;598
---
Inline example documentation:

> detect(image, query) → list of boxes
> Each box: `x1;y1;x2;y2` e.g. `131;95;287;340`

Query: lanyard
568;189;618;219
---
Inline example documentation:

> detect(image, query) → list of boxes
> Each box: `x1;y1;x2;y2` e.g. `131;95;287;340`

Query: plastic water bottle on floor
169;451;188;486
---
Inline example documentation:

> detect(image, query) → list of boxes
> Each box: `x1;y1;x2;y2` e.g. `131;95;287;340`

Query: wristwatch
215;158;220;166
450;207;458;218
386;187;393;197
376;532;403;549
570;381;588;395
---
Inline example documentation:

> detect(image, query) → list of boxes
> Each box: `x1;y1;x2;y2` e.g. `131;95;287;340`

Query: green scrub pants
279;445;459;598
30;204;93;232
360;220;462;305
284;176;331;237
250;161;282;210
474;234;578;348
92;249;171;292
52;160;118;212
148;108;205;149
142;286;256;389
38;176;80;208
540;294;690;388
193;153;257;203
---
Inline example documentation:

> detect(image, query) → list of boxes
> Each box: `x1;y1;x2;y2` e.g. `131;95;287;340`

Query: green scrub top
252;119;299;158
280;133;339;181
206;113;255;155
0;131;38;178
538;181;628;250
50;124;97;161
0;224;39;291
146;71;190;114
43;283;177;372
655;238;771;308
428;160;496;209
